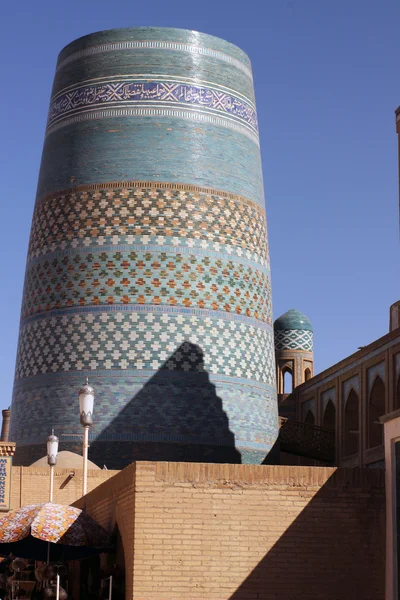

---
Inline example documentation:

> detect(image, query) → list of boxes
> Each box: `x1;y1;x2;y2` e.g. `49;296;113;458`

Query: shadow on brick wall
228;469;385;600
87;342;242;468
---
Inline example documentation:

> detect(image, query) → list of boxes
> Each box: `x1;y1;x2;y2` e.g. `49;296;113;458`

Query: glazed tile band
19;303;274;330
46;78;258;135
50;74;255;106
14;310;275;383
35;180;267;212
20;251;272;322
55;40;253;80
274;329;314;352
13;369;276;393
30;183;269;264
18;432;276;451
45;107;260;145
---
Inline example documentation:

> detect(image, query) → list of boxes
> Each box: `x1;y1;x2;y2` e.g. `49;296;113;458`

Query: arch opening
304;368;312;382
367;376;385;449
283;369;293;394
395;375;400;411
322;399;335;431
344;389;359;456
304;409;315;425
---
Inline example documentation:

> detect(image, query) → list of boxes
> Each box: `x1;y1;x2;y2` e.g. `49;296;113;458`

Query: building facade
284;302;400;469
10;27;278;468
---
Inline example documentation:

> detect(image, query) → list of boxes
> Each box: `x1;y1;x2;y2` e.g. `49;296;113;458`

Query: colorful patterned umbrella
0;503;111;561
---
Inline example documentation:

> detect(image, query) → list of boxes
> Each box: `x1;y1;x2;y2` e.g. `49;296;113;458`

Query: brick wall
9;466;118;508
74;463;136;599
76;462;385;600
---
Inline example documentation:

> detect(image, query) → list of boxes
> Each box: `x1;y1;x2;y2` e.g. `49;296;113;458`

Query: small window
283;369;293;394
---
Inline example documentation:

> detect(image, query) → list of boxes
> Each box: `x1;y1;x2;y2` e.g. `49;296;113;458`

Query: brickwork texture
8;466;118;509
74;461;385;600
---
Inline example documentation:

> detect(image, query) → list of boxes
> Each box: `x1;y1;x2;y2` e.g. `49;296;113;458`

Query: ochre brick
64;462;385;600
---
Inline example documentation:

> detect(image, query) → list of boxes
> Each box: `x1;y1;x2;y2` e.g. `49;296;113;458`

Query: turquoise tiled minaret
274;309;314;400
10;27;278;468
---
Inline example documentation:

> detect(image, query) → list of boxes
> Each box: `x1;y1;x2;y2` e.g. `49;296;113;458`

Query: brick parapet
66;462;385;599
150;461;384;489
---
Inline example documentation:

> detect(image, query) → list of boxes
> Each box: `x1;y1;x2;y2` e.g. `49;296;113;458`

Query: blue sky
0;0;399;410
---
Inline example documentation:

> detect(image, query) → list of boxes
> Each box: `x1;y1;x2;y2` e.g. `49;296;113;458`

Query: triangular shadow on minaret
88;342;242;469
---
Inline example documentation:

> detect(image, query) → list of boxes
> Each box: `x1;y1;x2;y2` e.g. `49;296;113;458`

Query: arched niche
304;368;312;382
344;389;359;456
322;399;335;431
304;409;315;425
395;375;400;411
367;376;385;449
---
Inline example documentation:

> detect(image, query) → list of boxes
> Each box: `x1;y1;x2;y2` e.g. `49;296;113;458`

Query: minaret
274;309;314;403
10;27;278;467
0;409;11;442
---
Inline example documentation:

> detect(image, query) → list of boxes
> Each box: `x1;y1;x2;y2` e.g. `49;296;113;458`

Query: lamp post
79;378;94;496
47;430;59;502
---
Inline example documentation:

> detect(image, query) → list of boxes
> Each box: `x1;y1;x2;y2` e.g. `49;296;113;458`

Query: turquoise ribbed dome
274;309;313;332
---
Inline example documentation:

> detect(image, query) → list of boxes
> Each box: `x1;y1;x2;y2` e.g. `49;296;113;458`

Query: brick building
279;301;400;469
2;26;400;600
0;460;387;600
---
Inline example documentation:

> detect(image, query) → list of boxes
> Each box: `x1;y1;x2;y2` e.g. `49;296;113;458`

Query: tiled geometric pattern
29;185;269;263
48;79;258;134
12;370;277;467
13;370;276;441
13;181;276;462
274;329;313;352
15;311;275;383
14;176;277;458
11;27;278;465
22;250;271;321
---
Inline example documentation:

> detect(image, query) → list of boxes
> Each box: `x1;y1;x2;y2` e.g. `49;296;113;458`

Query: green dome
274;309;313;332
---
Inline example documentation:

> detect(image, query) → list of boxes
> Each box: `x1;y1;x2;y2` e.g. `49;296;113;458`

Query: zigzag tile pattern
22;249;271;321
274;329;313;352
15;311;275;383
29;186;268;262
